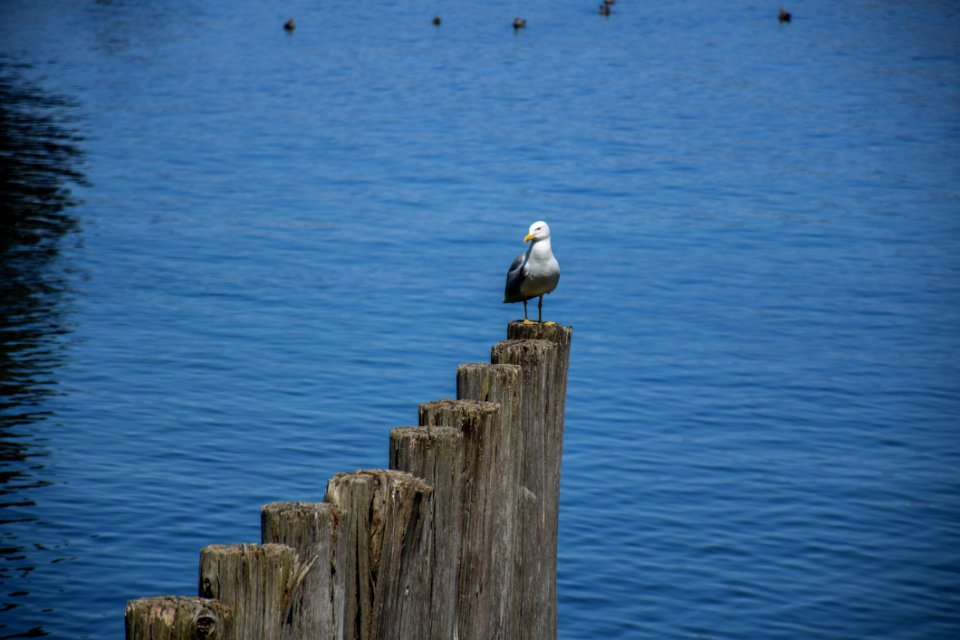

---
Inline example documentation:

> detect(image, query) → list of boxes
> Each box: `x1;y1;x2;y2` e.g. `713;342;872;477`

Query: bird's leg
538;295;556;325
522;299;534;324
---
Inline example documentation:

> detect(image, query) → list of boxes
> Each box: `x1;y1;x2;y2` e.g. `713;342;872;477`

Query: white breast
520;239;560;297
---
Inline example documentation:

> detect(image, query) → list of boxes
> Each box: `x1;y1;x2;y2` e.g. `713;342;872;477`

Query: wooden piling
125;322;572;640
454;363;523;637
198;543;298;640
388;426;463;640
417;399;511;640
125;596;233;640
324;469;433;640
493;321;573;640
261;501;345;640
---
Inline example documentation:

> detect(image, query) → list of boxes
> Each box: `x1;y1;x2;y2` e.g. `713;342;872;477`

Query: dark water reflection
0;60;85;637
0;64;85;253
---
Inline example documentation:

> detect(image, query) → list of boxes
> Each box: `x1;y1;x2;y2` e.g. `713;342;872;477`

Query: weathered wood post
125;596;233;640
324;469;434;640
454;363;523;638
416;399;513;640
389;426;464;640
198;543;299;640
125;321;572;640
493;322;572;640
261;501;346;640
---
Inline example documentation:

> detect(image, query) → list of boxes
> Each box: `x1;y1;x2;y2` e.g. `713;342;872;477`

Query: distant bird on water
599;3;611;15
779;6;792;22
433;16;442;26
503;221;560;324
513;17;527;30
284;17;296;31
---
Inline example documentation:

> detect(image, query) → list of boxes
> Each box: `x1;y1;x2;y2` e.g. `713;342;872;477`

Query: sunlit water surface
1;1;958;638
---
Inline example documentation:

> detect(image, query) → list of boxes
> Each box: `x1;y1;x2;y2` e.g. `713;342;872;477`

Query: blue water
2;0;959;638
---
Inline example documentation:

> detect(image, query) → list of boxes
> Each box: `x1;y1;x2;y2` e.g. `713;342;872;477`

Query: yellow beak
524;233;535;242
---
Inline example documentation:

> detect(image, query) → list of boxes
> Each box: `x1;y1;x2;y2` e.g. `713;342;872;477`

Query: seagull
503;221;560;324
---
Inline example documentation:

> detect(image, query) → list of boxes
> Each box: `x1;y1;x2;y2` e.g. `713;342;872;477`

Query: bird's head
524;221;551;243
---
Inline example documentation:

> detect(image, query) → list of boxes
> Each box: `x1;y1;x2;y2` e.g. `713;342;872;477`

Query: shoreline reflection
0;60;86;638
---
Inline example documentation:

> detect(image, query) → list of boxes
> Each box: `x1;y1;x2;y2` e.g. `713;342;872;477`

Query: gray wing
503;251;528;303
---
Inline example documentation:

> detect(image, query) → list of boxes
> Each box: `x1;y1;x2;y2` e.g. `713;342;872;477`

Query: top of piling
506;321;572;347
